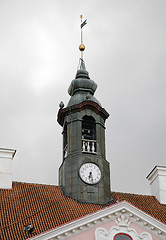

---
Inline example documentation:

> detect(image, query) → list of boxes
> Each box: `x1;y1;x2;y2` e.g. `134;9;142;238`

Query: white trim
29;201;166;240
0;148;16;159
147;166;166;185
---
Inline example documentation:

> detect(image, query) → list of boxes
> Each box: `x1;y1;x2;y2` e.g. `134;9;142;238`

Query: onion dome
67;59;101;107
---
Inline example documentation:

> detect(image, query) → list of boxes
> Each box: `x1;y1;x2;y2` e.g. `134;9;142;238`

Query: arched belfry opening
82;116;96;153
82;116;96;140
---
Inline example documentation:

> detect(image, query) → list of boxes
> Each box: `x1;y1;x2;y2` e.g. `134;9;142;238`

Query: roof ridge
12;181;59;187
111;191;152;197
11;183;153;198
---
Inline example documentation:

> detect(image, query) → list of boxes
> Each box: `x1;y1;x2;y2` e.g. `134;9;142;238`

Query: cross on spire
79;15;87;59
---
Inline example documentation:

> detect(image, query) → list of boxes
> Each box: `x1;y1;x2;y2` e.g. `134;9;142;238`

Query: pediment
30;201;166;240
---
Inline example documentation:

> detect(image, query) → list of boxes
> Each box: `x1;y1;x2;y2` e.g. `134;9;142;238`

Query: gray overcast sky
0;0;166;195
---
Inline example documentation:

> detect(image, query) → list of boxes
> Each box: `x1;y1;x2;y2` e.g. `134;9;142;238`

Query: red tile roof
0;182;166;240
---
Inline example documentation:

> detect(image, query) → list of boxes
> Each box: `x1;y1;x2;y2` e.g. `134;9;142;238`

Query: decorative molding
115;215;131;227
95;215;152;240
30;201;166;240
57;101;109;126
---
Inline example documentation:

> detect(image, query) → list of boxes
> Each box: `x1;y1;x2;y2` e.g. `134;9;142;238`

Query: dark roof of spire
68;59;97;96
75;58;90;79
67;59;101;107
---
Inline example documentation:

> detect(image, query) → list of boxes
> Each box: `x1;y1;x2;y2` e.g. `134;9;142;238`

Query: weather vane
79;15;87;60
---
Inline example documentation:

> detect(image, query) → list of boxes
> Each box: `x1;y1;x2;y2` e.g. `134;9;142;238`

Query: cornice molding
0;148;16;159
29;201;166;240
57;101;109;126
95;215;152;240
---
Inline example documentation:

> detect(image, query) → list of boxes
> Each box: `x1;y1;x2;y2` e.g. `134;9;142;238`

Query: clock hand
88;171;93;182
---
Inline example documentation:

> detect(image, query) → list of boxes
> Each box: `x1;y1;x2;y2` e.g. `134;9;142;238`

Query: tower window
82;116;96;140
82;116;97;153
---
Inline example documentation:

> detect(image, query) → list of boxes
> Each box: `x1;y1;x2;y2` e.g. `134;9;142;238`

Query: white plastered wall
147;166;166;205
0;148;16;189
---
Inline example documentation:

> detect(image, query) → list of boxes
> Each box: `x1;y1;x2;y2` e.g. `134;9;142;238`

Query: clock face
79;163;101;184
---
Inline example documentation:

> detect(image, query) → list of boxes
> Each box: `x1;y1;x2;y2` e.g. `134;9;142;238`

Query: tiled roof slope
0;182;166;240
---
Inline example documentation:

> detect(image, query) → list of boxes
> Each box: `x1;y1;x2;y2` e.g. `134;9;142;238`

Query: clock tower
57;17;112;205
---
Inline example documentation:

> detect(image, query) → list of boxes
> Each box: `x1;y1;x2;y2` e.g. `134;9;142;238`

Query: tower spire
57;17;112;205
79;15;87;59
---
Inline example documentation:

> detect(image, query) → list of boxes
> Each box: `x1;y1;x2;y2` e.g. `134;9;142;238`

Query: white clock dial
79;163;101;184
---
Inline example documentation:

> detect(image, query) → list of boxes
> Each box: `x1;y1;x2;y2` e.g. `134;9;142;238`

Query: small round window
114;233;133;240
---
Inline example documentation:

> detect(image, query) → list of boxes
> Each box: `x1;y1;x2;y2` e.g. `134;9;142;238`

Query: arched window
82;116;97;153
114;233;133;240
82;116;96;140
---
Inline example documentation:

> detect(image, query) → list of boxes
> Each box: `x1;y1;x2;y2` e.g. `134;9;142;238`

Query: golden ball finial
79;44;85;51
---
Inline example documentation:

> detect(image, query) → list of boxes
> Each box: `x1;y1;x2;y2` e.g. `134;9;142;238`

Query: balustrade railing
64;140;97;158
82;139;97;153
